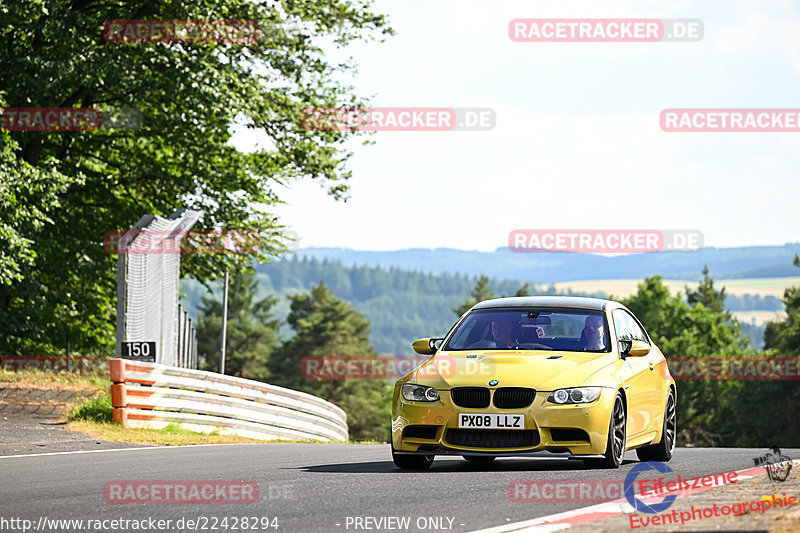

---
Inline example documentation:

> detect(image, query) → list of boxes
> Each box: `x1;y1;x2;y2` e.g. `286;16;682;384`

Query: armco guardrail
110;359;348;442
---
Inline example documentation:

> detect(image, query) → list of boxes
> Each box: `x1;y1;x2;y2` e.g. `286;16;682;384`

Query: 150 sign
122;341;156;362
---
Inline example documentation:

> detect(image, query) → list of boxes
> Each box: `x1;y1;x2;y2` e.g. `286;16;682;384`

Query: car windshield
443;307;610;352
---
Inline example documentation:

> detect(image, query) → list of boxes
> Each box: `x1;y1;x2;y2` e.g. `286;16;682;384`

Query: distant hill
181;255;782;355
296;244;800;282
180;257;604;356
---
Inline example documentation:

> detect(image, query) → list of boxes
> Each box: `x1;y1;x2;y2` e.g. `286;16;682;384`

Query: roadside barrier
110;359;348;442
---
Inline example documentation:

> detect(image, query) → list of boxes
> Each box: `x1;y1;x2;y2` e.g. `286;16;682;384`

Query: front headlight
547;387;602;404
402;384;440;402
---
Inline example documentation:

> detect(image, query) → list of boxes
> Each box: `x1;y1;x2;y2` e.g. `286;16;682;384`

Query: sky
235;0;800;252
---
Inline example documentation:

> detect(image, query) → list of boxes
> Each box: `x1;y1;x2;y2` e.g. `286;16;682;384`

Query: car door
611;309;656;438
625;311;667;434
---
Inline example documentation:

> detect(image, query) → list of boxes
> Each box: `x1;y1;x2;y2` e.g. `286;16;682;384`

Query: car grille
450;387;490;408
493;387;536;409
445;429;540;449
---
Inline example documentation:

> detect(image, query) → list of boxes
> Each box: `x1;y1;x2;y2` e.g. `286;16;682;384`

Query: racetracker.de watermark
508;230;703;253
661;109;800;132
300;355;455;380
104;19;259;43
668;357;800;380
509;480;625;503
301;107;495;132
1;355;109;376
103;18;344;45
104;230;264;255
509;19;703;42
0;107;141;132
104;481;258;504
509;469;738;505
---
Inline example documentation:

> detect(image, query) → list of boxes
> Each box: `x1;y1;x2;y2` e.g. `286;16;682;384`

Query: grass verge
65;393;113;422
66;420;270;446
0;369;110;389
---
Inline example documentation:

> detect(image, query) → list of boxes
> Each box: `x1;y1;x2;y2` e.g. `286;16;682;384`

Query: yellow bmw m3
391;296;676;469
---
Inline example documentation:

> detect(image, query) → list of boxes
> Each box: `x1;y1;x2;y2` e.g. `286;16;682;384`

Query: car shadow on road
299;458;638;474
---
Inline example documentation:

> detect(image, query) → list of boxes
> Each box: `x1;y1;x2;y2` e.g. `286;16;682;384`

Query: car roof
471;296;617;312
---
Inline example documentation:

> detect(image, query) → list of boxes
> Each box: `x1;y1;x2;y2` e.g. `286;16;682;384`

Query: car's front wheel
584;391;626;469
391;442;434;470
636;389;676;462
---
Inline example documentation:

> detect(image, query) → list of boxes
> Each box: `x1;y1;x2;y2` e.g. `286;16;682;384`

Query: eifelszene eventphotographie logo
624;461;677;514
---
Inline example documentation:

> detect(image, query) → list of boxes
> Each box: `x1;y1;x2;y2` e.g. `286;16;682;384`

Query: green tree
0;91;100;354
625;269;800;447
764;254;800;353
514;282;531;297
196;269;279;381
621;274;746;446
0;94;71;288
267;283;390;441
452;275;530;316
734;254;800;447
623;275;746;356
453;275;495;316
685;265;728;316
0;0;392;355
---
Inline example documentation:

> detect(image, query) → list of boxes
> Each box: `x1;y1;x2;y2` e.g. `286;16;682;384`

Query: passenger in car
580;315;606;350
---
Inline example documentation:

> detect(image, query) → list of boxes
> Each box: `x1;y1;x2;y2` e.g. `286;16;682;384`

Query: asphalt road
1;444;796;533
0;381;139;456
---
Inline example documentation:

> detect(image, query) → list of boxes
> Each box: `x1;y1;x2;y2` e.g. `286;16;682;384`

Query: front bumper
391;387;616;457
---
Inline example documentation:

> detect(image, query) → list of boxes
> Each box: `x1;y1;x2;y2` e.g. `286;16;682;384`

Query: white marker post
220;271;229;375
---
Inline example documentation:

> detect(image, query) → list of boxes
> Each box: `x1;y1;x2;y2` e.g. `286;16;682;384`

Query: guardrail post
110;358;126;382
111;383;127;408
110;358;128;427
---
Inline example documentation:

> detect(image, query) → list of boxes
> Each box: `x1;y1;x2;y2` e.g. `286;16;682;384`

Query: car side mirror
412;338;442;355
621;339;651;357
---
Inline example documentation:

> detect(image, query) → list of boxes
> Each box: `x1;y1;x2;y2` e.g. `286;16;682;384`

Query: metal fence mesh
116;209;200;368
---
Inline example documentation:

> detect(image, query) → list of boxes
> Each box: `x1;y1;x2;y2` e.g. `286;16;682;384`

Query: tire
636;389;676;462
391;442;434;470
463;455;496;465
584;391;626;469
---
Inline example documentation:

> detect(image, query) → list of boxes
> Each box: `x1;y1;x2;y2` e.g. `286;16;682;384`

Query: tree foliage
621;274;748;447
764;254;800;354
196;269;280;381
452;274;495;317
0;93;73;289
267;282;390;441
624;275;746;357
623;268;799;447
731;254;800;448
452;274;530;317
0;0;392;355
685;265;728;316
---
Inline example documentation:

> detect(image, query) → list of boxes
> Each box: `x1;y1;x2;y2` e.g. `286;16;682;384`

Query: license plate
458;413;525;429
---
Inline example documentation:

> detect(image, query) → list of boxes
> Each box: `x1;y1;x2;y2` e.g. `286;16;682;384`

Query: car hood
410;350;617;391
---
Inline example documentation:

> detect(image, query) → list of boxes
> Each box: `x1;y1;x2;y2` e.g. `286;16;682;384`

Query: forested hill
181;257;600;354
180;256;770;355
296;244;800;281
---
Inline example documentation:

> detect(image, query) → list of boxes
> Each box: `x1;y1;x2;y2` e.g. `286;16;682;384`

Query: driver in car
580;315;606;350
490;320;518;349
